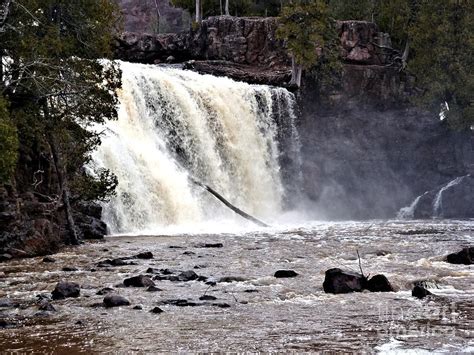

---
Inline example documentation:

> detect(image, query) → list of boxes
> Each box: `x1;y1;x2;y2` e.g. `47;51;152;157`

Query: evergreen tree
277;0;337;87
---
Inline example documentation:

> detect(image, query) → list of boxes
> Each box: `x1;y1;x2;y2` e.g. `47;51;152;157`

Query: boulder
366;274;394;292
42;256;56;263
150;306;164;314
51;281;80;300
134;251;153;259
274;270;298;278
446;247;473;265
199;295;217;301
123;275;155;287
218;276;246;283
177;270;199;282
412;285;433;299
103;294;131;308
323;268;366;294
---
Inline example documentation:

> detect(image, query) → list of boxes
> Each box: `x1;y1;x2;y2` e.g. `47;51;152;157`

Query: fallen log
190;178;269;228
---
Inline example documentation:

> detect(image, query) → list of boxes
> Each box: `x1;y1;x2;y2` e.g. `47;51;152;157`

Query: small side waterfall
432;176;467;217
397;192;426;219
397;175;470;219
92;62;300;234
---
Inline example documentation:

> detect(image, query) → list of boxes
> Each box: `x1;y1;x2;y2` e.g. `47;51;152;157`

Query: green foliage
407;0;474;128
277;0;333;69
72;168;118;202
0;0;122;199
0;98;18;183
328;0;376;21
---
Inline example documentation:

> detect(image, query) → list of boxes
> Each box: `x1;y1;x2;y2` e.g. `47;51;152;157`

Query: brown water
0;220;473;353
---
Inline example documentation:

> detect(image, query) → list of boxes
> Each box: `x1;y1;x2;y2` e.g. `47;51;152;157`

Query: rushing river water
0;220;473;353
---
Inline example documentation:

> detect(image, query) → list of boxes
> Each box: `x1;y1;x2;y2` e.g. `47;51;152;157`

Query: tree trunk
225;0;230;16
401;39;410;70
195;0;201;23
191;178;269;227
220;0;223;15
43;102;79;246
289;56;303;87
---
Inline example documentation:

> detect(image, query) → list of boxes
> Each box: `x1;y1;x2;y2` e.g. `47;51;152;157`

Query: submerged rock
103;294;131;308
160;299;200;307
274;270;298;278
446;247;473;265
42;256;56;263
197;243;223;248
147;286;162;292
218;276;246;283
177;270;199;281
199;295;217;301
38;300;56;312
412;285;433;299
134;251;153;259
62;266;78;272
323;268;365;294
123;275;155;287
96;287;115;295
366;274;394;292
51;281;80;300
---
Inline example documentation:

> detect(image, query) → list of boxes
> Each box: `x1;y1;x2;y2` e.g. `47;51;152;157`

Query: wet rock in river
412;285;433;299
133;305;143;310
51;281;80;300
42;256;56;263
96;287;115;295
177;270;199;281
199;295;217;301
0;319;16;328
97;258;137;267
134;251;153;259
446;247;473;265
274;270;298;278
103;294;131;308
212;303;231;308
0;253;12;262
197;243;223;248
161;299;200;307
147;285;162;292
38;300;56;312
218;276;246;283
62;266;78;272
366;274;394;292
150;306;164;313
123;275;155;287
323;268;365;294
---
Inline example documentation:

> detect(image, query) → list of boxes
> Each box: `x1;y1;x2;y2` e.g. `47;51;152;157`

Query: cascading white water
432;175;467;217
91;61;299;234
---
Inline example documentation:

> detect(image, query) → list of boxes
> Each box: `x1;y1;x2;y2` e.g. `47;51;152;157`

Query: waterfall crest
92;62;299;234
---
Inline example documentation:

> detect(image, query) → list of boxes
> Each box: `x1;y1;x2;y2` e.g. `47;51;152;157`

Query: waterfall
91;61;299;234
432;175;467;217
397;192;426;219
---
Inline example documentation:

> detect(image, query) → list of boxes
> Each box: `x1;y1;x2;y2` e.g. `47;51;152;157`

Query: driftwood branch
190;177;269;228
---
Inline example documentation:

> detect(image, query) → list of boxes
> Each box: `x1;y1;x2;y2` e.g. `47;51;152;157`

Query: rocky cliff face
118;0;190;34
0;150;107;260
299;21;474;219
